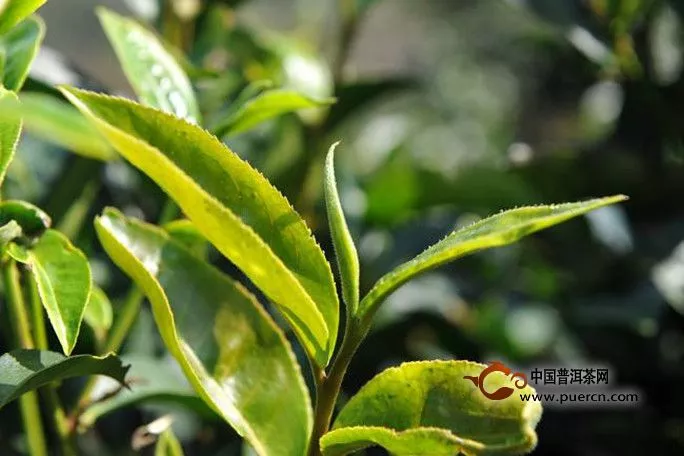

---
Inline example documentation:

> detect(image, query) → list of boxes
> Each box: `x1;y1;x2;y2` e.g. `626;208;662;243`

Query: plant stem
3;261;48;456
28;275;76;456
308;318;366;456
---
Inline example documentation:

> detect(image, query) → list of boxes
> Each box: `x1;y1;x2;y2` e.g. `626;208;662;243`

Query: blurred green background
3;0;684;454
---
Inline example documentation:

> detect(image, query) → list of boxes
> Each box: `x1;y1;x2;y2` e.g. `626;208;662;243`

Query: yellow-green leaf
155;429;185;456
9;229;92;355
0;16;43;91
0;86;20;187
0;0;45;35
95;208;313;456
83;286;113;342
61;87;339;366
97;8;200;123
322;360;542;455
0;349;128;409
359;195;628;320
212;88;334;138
324;142;359;314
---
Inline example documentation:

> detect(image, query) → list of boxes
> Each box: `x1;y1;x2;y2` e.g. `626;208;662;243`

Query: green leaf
322;361;542;456
155;429;185;456
97;8;200;123
61;87;339;367
10;229;92;355
0;349;128;409
0;86;20;187
324;142;359;314
6;92;114;160
0;220;21;245
79;355;208;428
163;219;208;260
0;16;44;91
0;199;50;239
83;286;113;342
212;88;334;138
359;195;628;320
95;208;313;456
0;0;45;35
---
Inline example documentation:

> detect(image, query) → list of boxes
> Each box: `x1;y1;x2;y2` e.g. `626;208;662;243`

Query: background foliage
1;0;683;454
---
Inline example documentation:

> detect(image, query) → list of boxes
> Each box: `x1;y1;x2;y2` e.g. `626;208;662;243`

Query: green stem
3;261;48;456
308;317;367;456
28;275;75;456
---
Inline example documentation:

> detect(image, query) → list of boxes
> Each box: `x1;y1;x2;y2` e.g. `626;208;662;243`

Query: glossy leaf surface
359;195;628;319
322;361;542;455
0;199;50;239
0;16;43;91
62;87;339;366
97;8;200;123
0;349;128;409
324;142;359;313
9;229;91;355
0;87;20;187
0;0;45;35
213;88;333;137
95;208;312;456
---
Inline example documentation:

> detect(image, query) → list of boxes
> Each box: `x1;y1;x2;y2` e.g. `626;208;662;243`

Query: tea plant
0;1;627;455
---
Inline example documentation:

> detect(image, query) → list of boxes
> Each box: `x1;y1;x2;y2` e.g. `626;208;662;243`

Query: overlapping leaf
83;286;113;342
0;16;44;91
95;208;312;456
0;349;128;409
8;229;91;355
61;87;339;366
359;196;628;319
322;361;542;455
0;0;45;35
97;8;200;123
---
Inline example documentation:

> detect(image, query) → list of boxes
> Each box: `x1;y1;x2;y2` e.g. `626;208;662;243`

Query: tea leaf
95;208;313;456
163;219;208;259
9;229;91;355
0;87;20;187
61;87;339;366
324;142;359;314
0;16;43;91
0;0;45;35
322;360;541;455
83;286;113;342
155;428;185;456
359;195;628;320
0;199;50;239
97;8;200;123
213;88;334;138
0;349;128;409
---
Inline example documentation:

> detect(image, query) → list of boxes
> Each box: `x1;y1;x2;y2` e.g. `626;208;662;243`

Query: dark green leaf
61;87;339;366
0;349;128;409
95;208;313;456
0;16;44;91
0;0;45;35
0;199;50;239
324;142;359;314
97;8;200;123
322;361;542;455
9;229;91;355
359;196;628;320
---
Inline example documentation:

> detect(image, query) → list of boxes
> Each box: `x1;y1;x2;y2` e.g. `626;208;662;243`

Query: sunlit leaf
0;349;128;409
0;86;20;187
212;88;334;138
324;142;359;314
83;286;113;342
322;361;542;455
9;229;91;355
97;8;200;123
0;16;43;91
61;87;339;366
95;208;313;456
0;0;45;35
359;196;628;320
0;220;21;245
